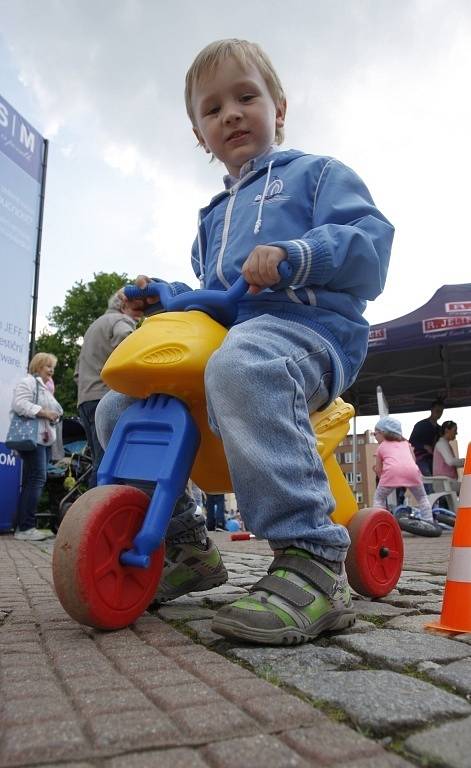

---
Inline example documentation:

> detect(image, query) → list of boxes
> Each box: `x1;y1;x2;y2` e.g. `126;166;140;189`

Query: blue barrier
0;442;21;531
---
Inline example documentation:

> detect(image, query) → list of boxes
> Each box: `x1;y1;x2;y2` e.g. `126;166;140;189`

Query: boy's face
191;57;286;177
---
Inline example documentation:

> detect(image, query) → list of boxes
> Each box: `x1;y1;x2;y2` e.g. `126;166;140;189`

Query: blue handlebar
124;260;293;327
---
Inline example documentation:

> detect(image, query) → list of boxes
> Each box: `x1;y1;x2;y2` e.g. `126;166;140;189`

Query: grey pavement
1;529;470;767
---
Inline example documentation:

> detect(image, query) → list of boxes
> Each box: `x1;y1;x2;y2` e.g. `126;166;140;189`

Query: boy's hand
242;246;287;295
120;275;160;312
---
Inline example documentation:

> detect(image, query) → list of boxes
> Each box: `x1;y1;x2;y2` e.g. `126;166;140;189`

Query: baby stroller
42;417;93;532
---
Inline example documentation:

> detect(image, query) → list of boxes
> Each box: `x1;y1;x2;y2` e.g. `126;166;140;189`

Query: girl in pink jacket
373;416;433;522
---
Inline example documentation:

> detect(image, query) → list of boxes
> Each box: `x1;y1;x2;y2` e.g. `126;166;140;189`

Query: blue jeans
16;445;50;530
416;455;433;494
205;493;226;530
78;400;104;488
95;315;350;562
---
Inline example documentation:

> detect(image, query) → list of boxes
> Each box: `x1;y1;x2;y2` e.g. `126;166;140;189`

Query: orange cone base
425;581;471;634
425;620;464;634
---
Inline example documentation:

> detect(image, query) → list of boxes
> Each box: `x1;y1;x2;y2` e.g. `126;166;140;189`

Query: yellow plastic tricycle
53;267;403;629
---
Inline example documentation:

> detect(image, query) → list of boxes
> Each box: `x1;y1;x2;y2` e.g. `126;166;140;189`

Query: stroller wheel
53;485;165;629
397;515;443;538
345;508;403;598
433;507;456;528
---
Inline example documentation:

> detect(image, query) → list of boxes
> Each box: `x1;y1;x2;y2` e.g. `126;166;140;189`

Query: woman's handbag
5;381;39;452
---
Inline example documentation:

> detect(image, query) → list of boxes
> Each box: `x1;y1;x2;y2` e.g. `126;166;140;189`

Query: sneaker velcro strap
250;574;314;608
268;554;336;597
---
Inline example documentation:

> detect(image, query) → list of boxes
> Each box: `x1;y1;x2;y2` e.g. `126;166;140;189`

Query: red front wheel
345;508;403;598
53;485;165;630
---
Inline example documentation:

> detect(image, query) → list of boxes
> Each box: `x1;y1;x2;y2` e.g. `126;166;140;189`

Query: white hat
375;416;403;438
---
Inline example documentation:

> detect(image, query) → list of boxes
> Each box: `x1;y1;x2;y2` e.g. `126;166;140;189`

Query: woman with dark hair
10;353;63;541
433;421;464;490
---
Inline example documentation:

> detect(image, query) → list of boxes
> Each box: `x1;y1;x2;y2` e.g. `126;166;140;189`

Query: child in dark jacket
96;38;394;645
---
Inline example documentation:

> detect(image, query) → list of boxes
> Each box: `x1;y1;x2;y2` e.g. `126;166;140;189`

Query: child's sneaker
212;547;355;645
152;538;228;604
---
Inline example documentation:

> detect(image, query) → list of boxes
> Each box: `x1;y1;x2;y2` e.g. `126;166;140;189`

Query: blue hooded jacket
155;149;394;402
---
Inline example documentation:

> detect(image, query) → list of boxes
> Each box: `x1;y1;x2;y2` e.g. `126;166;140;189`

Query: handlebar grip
123;283;161;300
278;260;293;280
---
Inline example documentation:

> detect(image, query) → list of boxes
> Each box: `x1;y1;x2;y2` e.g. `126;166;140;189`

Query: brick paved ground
1;529;469;768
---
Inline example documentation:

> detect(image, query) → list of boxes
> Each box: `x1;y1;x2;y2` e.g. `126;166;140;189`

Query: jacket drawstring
254;160;273;235
197;210;205;286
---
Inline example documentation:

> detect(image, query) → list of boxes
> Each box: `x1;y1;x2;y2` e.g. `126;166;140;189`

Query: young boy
96;39;394;645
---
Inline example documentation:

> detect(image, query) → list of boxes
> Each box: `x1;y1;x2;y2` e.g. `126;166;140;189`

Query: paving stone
105;749;210;768
113;653;170;673
199;593;245;606
63;674;136;695
203;733;308;768
72;686;153;715
87;710;180;749
173;700;257;740
335;629;471;670
0;631;41;644
396;579;443;594
281;718;383;763
241;693;320;729
385;593;442;608
385;614;440;631
404;715;471;768
416;660;441;673
0;652;51;670
2;694;75;724
186;618;223;645
353;600;416;618
188;660;256;685
218;676;285;704
284;669;470;735
330;618;377;634
149;680;224;711
1;719;88;765
5;679;64;699
32;764;93;768
162;645;228;663
0;640;44;655
227;576;259;587
190;584;248;598
3;666;56;689
157;605;216;621
419;602;446;613
330;755;415;767
133;667;199;689
427;658;471;695
231;643;361;675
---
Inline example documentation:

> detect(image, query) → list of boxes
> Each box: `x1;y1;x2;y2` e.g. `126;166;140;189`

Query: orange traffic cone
426;443;471;633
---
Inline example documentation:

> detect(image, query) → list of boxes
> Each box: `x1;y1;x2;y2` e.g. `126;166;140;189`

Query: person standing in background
10;353;63;541
75;290;142;488
205;493;226;531
409;400;444;487
433;420;464;492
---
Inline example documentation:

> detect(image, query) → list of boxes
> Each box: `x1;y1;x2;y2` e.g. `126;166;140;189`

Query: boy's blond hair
29;352;57;375
185;39;286;145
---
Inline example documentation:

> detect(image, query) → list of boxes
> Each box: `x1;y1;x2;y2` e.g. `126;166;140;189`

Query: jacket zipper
215;170;259;287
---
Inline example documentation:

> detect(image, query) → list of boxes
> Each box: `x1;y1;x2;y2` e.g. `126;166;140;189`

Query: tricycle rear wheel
53;485;165;629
